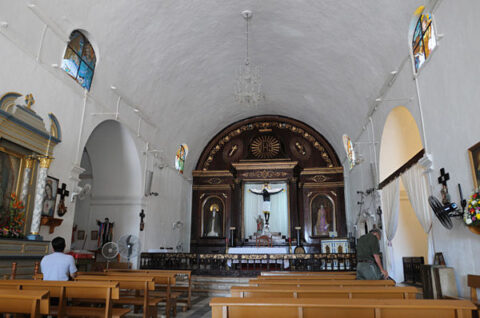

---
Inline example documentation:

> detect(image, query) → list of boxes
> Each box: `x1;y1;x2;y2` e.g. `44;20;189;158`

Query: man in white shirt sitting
40;236;77;281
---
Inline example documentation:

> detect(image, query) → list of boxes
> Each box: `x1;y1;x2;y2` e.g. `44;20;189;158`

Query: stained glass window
61;31;96;90
411;8;437;72
175;144;189;174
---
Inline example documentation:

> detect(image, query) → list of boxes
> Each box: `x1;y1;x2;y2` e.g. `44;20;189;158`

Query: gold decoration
25;157;35;169
202;120;335;170
311;175;329;183
38;157;53;168
209;203;220;212
207;177;222;185
250;135;280;159
240;170;287;179
25;94;35;109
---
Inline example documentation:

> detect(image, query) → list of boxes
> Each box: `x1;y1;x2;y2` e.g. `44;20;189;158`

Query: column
19;157;35;203
27;157;52;240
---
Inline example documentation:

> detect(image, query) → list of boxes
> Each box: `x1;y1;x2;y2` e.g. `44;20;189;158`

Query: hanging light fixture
234;10;265;107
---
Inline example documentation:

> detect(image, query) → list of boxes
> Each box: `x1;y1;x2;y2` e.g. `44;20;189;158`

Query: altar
227;247;289;254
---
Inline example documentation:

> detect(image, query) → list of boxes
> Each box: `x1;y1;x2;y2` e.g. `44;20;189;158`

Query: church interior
1;0;480;316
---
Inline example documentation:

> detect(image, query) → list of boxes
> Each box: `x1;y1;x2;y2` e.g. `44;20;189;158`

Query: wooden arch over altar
191;115;346;253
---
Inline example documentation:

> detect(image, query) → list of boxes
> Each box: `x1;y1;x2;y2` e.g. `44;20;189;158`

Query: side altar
190;116;347;254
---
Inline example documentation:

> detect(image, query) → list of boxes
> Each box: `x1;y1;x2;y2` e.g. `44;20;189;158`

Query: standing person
40;236;77;280
356;228;388;280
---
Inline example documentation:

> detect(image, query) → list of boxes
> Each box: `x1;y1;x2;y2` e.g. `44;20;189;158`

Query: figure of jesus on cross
249;183;284;233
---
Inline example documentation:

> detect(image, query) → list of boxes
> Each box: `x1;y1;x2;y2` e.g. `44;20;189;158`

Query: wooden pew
249;278;396;287
0;280;129;317
107;268;192;310
256;274;357;280
231;286;418;299
210;298;476;318
76;274;163;318
0;289;49;317
260;271;357;276
77;271;179;317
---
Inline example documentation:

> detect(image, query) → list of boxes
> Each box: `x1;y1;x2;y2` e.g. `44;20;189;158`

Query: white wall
345;0;480;296
0;3;191;259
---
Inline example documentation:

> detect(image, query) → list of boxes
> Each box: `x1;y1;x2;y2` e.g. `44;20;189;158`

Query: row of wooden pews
210;271;477;318
0;267;192;318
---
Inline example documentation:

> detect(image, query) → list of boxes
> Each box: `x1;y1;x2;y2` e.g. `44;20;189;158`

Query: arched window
175;144;189;174
410;6;437;72
61;31;96;90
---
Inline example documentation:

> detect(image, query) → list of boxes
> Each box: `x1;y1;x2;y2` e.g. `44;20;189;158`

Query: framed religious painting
468;141;480;189
0;147;24;226
42;176;59;217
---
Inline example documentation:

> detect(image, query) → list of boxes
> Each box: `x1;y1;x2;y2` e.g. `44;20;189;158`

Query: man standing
356;229;388;280
40;236;77;280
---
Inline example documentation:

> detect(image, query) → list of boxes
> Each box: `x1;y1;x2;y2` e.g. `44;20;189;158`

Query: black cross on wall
438;168;450;187
58;183;70;200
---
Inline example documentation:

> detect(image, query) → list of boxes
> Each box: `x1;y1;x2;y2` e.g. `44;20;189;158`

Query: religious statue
249;183;284;232
207;203;219;237
255;214;264;234
314;204;330;236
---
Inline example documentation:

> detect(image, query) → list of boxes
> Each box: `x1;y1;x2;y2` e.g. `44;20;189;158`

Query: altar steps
191;275;250;297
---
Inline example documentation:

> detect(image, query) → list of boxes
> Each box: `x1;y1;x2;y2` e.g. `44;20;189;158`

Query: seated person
40;236;77;280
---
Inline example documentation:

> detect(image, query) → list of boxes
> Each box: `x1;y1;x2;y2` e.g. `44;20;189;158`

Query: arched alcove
72;120;142;254
379;106;427;281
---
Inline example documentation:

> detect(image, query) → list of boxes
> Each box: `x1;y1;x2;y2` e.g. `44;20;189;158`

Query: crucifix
139;209;145;231
438;168;451;205
25;93;35;109
249;183;284;233
56;183;70;217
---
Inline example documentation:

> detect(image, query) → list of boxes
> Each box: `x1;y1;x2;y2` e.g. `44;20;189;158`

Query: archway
379;106;427;282
72;120;142;261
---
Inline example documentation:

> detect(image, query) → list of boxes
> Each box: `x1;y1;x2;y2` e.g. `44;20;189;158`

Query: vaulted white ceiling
37;1;421;172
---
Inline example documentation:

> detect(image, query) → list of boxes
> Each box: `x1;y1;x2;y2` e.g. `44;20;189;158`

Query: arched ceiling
36;0;420;174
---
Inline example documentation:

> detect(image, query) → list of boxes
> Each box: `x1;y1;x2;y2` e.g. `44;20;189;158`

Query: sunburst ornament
250;136;280;159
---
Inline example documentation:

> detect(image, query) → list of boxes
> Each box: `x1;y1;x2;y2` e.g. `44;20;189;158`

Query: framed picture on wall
77;230;85;240
91;230;98;240
41;176;59;217
468;141;480;189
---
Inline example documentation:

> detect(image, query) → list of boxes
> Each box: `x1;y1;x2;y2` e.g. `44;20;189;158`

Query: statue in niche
314;205;330;236
207;203;220;237
312;194;334;237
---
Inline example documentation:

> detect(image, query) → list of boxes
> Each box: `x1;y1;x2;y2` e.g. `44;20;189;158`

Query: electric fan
101;241;119;269
118;234;141;266
428;195;463;230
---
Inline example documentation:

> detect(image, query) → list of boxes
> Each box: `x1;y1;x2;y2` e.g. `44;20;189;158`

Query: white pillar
19;157;35;203
27;157;52;240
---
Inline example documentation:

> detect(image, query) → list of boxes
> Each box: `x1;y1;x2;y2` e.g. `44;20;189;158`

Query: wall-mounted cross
139;209;145;231
58;183;70;200
25;94;35;109
438;168;450;187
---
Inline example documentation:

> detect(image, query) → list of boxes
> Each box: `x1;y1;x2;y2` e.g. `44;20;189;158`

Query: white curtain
401;162;434;263
243;182;288;239
380;178;400;275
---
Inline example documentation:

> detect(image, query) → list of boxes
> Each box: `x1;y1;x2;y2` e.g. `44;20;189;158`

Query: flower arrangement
464;189;480;227
0;193;25;238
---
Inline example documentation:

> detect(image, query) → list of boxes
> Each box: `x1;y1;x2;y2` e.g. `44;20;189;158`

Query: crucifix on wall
438;168;451;205
56;183;69;217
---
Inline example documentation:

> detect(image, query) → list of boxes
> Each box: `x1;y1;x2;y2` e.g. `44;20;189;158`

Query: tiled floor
126;294;213;318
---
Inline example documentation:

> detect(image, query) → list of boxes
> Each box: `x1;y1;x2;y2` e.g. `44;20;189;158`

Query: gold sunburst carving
250;136;281;159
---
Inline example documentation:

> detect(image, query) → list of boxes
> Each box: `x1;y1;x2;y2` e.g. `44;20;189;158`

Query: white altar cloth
227;247;289;254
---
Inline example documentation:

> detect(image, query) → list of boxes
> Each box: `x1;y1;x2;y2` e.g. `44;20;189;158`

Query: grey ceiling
37;0;421;172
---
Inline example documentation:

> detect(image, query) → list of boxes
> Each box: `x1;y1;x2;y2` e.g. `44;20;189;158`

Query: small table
68;250;95;271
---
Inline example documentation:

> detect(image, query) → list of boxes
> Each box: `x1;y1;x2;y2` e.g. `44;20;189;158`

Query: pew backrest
210;298;476;318
249;279;396;287
230;286;418;299
0;289;49;316
260;271;356;276
256;274;356;280
468;274;480;304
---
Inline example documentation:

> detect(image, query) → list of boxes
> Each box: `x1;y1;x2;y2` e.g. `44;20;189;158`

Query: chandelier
234;10;265;107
